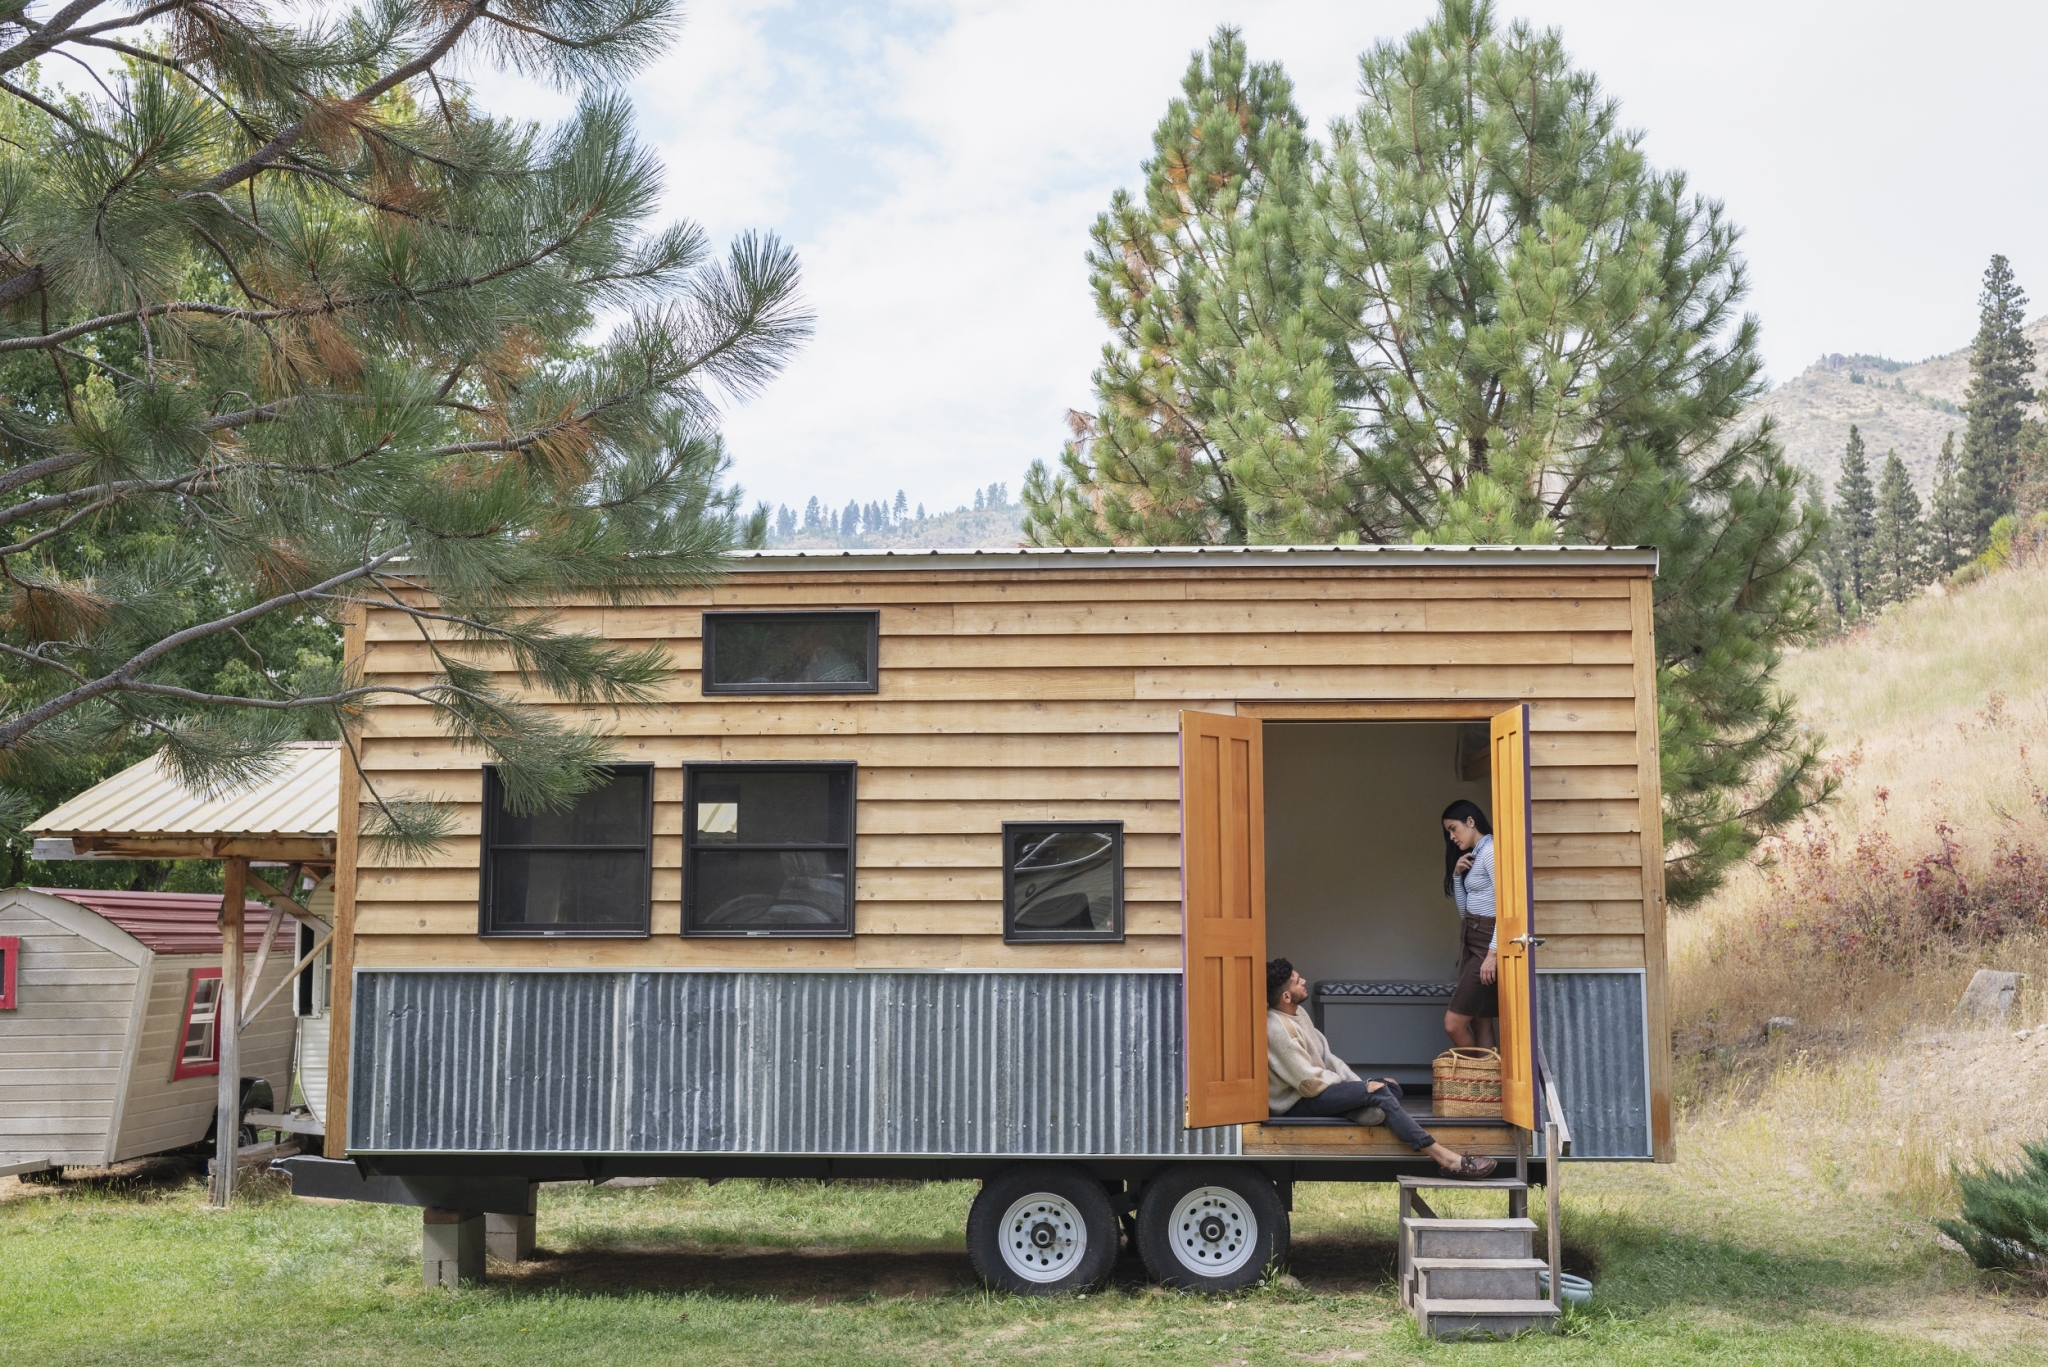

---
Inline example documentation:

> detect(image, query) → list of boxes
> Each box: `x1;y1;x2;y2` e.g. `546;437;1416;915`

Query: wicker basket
1432;1047;1503;1118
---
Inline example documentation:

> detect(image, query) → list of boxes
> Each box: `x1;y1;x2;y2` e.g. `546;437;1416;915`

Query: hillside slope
1671;560;2048;1196
1746;317;2048;500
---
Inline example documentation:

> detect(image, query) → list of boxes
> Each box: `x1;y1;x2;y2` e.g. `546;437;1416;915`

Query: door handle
1512;934;1546;950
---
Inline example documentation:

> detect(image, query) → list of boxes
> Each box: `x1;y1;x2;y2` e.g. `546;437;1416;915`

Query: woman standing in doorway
1441;800;1497;1048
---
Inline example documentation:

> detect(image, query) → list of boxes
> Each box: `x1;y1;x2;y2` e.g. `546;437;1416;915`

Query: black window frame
478;762;655;938
1001;820;1125;944
700;610;881;695
682;761;858;938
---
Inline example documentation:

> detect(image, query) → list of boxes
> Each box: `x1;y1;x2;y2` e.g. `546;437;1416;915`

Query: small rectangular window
684;764;855;936
702;612;879;694
0;936;17;1010
1003;822;1124;943
173;968;222;1080
481;765;653;937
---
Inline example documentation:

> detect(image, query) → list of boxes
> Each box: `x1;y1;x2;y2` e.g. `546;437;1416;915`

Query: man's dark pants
1280;1078;1434;1151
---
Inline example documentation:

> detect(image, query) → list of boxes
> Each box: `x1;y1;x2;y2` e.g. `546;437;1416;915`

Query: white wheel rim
1168;1185;1257;1277
999;1191;1089;1283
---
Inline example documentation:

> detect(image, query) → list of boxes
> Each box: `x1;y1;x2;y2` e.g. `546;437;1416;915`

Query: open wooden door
1491;704;1539;1131
1180;711;1268;1129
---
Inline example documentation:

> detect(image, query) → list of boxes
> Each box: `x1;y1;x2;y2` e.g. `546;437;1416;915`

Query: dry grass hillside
1667;558;2048;1212
770;502;1025;551
1747;318;2048;501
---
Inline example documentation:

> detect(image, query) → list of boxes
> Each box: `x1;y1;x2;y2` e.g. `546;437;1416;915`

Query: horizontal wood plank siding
349;567;1657;976
0;904;138;1165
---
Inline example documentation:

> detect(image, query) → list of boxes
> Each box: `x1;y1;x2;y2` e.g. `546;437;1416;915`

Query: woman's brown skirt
1447;915;1498;1019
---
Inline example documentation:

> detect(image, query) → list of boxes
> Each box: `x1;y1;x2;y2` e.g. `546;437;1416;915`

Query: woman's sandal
1437;1154;1498;1180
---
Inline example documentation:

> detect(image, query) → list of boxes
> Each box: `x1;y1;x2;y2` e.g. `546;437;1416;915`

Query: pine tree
1872;450;1925;604
895;490;909;520
1960;254;2037;548
776;505;796;540
916;503;926;521
973;489;985;511
1927;431;1969;574
1808;486;1850;625
1024;5;1827;903
1834;426;1877;609
803;496;822;530
0;2;808;844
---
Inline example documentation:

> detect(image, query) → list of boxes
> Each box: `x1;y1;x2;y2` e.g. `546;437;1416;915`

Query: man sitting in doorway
1266;959;1497;1179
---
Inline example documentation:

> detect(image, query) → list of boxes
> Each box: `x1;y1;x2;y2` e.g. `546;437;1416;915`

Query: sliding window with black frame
684;763;855;936
701;611;879;694
480;764;653;937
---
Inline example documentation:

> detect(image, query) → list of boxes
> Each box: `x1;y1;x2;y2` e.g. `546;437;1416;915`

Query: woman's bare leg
1475;1016;1497;1048
1444;1010;1478;1047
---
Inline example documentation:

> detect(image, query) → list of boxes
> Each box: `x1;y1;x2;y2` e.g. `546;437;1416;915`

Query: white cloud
458;0;2048;512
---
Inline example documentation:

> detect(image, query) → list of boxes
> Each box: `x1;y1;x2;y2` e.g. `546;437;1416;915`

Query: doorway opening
1262;720;1492;1097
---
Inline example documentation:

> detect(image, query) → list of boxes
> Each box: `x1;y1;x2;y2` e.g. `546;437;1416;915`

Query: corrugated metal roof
27;743;339;840
32;888;294;957
724;544;1660;572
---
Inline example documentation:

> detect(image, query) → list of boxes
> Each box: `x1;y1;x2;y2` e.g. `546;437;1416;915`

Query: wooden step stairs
1398;1175;1561;1340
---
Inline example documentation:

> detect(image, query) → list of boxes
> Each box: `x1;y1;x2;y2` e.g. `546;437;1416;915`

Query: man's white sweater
1267;1007;1360;1114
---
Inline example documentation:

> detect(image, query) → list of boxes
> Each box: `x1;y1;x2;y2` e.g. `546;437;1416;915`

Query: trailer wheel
1135;1165;1287;1292
966;1164;1118;1295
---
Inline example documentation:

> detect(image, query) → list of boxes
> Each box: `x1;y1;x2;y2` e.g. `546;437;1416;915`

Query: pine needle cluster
0;2;809;850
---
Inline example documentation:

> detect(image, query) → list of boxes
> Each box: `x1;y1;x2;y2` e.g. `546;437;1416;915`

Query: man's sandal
1438;1154;1498;1180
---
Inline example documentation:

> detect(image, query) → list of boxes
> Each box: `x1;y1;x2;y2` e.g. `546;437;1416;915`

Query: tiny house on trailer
0;888;297;1176
287;545;1670;1296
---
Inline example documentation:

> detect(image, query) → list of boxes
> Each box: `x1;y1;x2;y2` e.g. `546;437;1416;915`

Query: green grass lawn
2;1155;2039;1367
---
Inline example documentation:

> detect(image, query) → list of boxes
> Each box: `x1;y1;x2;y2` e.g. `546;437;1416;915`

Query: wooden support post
210;856;249;1208
1545;1120;1563;1309
326;602;365;1159
1511;1128;1529;1219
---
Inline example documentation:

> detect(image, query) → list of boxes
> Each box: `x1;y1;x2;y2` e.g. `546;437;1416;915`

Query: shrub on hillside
1742;812;2048;967
1938;1138;2048;1275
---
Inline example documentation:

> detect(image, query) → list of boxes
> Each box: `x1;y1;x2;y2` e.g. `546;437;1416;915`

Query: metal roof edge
721;544;1660;572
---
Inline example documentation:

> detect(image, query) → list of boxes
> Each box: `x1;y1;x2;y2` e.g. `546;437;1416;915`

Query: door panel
1491;704;1538;1130
1180;711;1268;1129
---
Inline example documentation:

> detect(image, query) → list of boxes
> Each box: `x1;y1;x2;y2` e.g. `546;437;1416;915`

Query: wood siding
0;900;142;1167
111;953;298;1162
347;566;1661;981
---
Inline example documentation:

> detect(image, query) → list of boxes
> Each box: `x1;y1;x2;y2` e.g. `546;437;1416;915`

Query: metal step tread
1402;1216;1539;1230
1418;1297;1562;1316
1411;1257;1549;1271
1398;1175;1528;1191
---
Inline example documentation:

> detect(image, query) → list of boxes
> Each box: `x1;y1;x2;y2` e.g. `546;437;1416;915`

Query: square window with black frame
701;612;879;694
684;764;855;936
480;764;654;936
1002;822;1124;943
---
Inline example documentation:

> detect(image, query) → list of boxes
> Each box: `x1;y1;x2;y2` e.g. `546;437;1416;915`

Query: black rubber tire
1135;1164;1288;1292
966;1164;1119;1295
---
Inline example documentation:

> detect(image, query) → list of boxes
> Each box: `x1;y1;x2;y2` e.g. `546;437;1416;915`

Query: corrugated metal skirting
1537;971;1651;1159
352;972;1241;1158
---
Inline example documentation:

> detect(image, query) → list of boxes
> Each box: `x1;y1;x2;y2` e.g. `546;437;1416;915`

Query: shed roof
29;888;292;956
722;544;1659;572
27;743;339;847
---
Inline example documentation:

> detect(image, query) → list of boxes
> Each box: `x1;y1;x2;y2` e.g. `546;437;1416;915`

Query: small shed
25;743;340;1199
0;888;296;1175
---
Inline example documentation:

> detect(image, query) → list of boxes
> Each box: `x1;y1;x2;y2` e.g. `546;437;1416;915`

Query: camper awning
27;743;340;862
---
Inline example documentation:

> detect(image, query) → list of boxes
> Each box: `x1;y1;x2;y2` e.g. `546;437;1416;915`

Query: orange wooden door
1179;711;1269;1129
1491;704;1538;1130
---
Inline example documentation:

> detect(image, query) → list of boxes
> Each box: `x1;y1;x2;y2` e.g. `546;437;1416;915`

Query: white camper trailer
0;888;297;1175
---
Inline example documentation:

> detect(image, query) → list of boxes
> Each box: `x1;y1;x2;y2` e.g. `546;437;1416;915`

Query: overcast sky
468;1;2048;516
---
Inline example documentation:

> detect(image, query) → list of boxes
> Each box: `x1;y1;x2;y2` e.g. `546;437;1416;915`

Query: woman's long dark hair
1441;799;1493;897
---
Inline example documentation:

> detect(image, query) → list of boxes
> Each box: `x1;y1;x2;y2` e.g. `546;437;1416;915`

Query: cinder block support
423;1208;485;1289
486;1182;540;1262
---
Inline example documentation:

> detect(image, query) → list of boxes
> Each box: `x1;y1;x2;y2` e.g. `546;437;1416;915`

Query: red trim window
0;936;17;1010
172;968;223;1080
